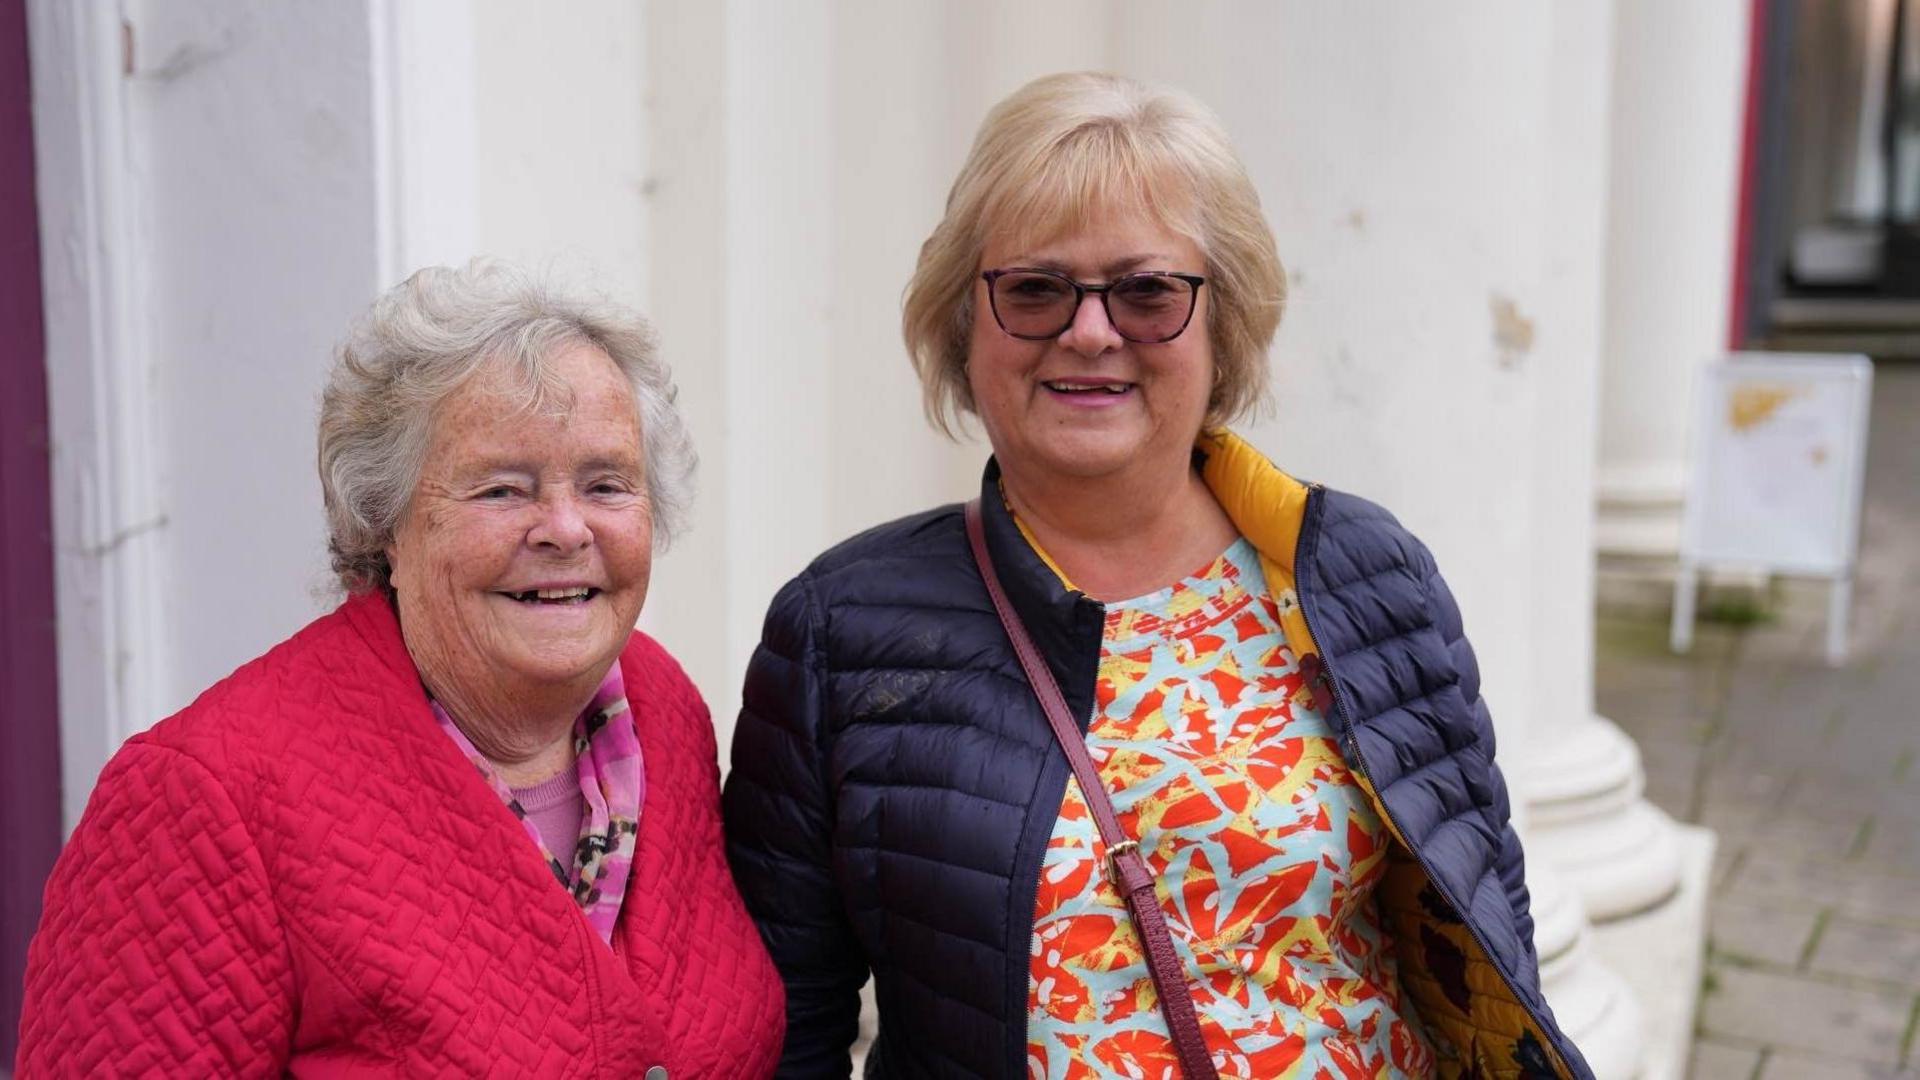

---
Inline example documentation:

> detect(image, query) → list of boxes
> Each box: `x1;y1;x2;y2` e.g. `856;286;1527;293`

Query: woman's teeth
1043;381;1131;394
507;587;596;603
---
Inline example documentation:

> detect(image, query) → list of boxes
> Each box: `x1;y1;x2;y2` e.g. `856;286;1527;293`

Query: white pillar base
1525;716;1684;922
1531;859;1646;1079
1589;824;1716;1080
1595;464;1686;562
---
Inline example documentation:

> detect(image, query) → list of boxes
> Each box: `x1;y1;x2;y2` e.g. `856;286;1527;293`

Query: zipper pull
1295;652;1335;713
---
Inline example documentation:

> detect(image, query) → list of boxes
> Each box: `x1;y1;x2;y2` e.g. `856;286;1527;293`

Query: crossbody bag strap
963;499;1219;1080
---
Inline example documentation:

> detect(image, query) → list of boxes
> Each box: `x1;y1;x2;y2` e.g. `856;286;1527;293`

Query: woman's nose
1056;292;1124;357
528;492;592;552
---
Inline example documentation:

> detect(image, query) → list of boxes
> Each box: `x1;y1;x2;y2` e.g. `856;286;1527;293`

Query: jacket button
645;1069;668;1080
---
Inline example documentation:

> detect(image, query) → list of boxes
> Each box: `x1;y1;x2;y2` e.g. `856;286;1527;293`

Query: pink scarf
431;664;644;948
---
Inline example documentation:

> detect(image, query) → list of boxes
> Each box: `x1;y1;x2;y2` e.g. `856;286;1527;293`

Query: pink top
511;770;588;867
430;662;644;948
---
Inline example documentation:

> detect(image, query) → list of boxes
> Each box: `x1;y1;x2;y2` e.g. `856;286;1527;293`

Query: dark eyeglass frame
980;267;1208;344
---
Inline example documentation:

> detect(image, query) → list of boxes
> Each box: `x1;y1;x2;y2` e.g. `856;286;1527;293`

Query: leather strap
964;500;1219;1080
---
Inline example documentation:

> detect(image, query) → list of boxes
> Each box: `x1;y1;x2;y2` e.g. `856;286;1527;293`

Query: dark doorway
1739;0;1920;355
0;0;62;1064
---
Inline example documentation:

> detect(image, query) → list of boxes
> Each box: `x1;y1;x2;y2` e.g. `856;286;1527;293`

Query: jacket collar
339;589;425;685
974;432;1318;727
1194;428;1314;584
975;457;1106;731
980;429;1316;593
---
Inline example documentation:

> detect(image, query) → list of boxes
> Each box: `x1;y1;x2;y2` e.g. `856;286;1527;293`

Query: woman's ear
384;540;406;593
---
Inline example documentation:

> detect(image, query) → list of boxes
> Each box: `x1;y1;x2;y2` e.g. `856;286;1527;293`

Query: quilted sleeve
722;572;867;1078
1421;554;1541;978
1485;753;1540;976
17;741;295;1077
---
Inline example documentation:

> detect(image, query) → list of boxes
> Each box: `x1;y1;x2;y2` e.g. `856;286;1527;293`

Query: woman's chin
1021;430;1159;481
488;618;623;685
500;648;619;689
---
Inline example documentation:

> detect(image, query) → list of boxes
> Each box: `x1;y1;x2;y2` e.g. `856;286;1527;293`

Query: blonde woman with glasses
725;73;1590;1079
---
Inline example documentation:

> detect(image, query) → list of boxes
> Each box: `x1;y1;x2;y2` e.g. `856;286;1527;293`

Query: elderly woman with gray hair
17;264;784;1078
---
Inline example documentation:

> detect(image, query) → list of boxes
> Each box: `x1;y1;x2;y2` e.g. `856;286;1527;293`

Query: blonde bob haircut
903;71;1286;437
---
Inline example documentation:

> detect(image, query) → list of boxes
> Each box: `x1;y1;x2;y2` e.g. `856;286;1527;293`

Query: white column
715;0;836;729
369;0;477;283
1117;5;1657;1070
1526;0;1686;933
646;1;1014;746
374;0;651;312
1525;726;1683;920
1596;0;1750;564
1512;6;1666;1075
1529;868;1645;1080
1521;6;1730;1076
641;0;841;744
824;2;990;527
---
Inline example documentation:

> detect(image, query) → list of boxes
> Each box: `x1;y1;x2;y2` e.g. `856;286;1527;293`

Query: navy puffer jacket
724;433;1591;1079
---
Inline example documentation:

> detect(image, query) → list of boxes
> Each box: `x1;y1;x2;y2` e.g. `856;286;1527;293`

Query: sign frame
1670;352;1874;665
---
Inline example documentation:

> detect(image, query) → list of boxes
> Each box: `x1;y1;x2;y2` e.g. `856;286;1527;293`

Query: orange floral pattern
1027;539;1433;1079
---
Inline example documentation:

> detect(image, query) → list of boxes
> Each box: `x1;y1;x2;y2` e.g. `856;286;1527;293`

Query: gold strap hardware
1104;838;1143;885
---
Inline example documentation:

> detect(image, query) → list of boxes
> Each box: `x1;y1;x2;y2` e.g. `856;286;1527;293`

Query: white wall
1123;6;1554;742
39;0;1705;828
634;2;1591;757
33;0;384;825
374;1;649;292
35;0;658;823
135;2;381;704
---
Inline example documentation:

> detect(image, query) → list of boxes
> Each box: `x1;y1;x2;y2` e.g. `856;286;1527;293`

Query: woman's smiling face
385;342;653;703
967;205;1213;485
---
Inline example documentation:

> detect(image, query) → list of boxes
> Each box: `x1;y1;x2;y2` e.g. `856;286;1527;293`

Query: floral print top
431;663;643;949
1026;538;1434;1079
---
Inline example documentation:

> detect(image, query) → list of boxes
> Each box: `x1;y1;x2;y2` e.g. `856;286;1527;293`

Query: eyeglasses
980;267;1207;344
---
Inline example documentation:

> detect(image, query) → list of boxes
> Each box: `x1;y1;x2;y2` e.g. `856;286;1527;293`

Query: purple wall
0;0;60;1063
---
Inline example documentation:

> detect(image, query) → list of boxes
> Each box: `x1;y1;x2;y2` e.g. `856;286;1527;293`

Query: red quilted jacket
17;592;784;1078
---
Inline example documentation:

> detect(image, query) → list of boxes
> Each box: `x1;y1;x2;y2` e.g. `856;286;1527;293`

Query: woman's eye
1117;277;1173;298
588;476;638;497
1000;274;1072;305
1113;276;1182;309
478;485;518;500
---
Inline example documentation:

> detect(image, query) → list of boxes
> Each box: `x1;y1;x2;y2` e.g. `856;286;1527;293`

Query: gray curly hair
318;262;695;594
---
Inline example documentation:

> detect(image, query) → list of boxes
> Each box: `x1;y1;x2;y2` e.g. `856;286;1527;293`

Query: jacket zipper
1018;608;1112;1071
1298;483;1575;1079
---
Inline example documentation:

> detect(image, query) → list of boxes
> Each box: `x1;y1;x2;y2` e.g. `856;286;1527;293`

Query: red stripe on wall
0;0;62;1064
1727;0;1771;348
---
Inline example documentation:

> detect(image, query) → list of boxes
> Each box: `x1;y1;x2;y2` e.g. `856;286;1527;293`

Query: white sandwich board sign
1671;353;1873;665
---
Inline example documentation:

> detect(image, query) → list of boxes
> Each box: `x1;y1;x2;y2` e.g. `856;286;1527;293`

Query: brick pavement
1597;363;1920;1078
